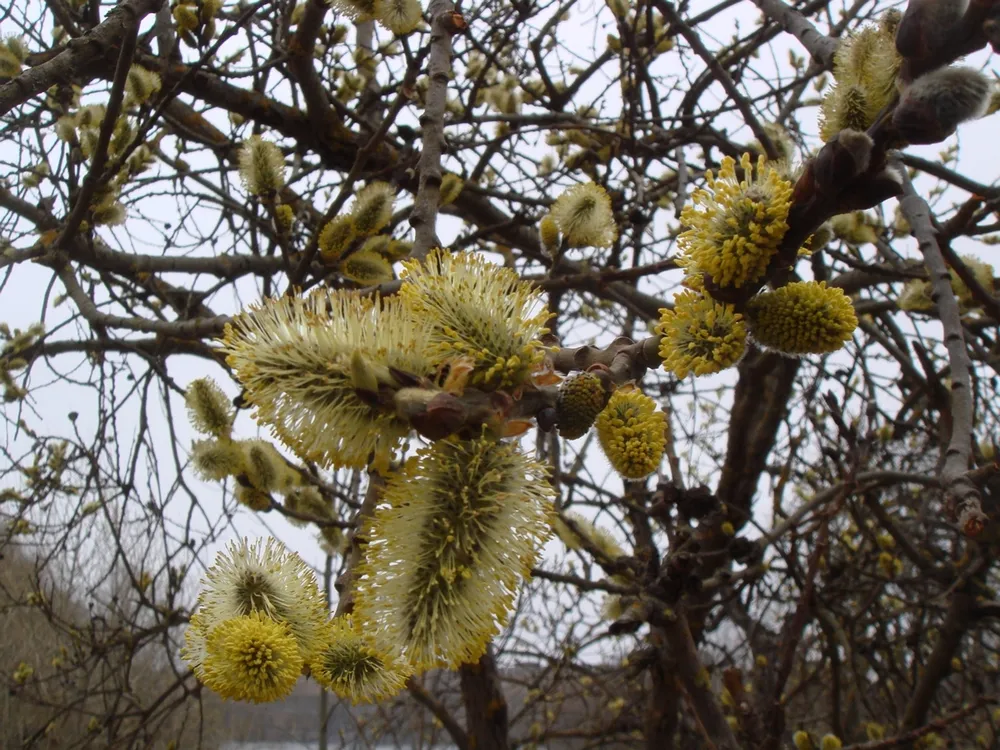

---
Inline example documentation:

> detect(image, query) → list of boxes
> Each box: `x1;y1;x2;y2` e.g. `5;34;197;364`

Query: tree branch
0;0;164;117
408;678;470;750
655;0;779;160
59;16;140;247
459;645;510;750
895;159;986;537
751;0;839;67
409;0;461;260
652;613;740;750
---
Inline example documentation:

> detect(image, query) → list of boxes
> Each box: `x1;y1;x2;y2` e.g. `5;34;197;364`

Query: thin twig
656;1;779;160
844;695;998;749
408;678;470;750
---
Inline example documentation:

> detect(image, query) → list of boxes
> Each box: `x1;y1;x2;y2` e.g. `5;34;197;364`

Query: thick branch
409;1;460;260
51;261;228;337
550;335;664;383
646;651;681;750
286;0;335;139
652;614;740;750
751;0;839;67
459;646;509;750
0;0;164;117
896;161;986;537
901;586;977;732
716;348;800;522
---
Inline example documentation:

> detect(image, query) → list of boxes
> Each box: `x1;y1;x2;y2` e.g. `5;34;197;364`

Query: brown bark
460;646;509;750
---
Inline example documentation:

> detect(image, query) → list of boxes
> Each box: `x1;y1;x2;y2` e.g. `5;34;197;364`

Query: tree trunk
460;645;509;750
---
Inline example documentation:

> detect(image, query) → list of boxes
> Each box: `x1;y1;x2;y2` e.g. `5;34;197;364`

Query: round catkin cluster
656;291;748;378
747;281;857;355
594;388;668;480
556;371;613;439
182;538;328;703
198;612;303;703
678;153;793;290
549;182;618;248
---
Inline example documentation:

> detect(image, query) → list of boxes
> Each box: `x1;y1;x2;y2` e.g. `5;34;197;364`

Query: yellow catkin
200;612;303;703
238;136;285;197
549;182;617;248
594;388;667;480
185;378;235;438
339;250;394;284
555;371;612;439
353;436;553;670
220;291;434;468
350;182;396;236
399;249;550;389
747;281;857;355
678;154;793;290
310;616;411;703
657;291;747;378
